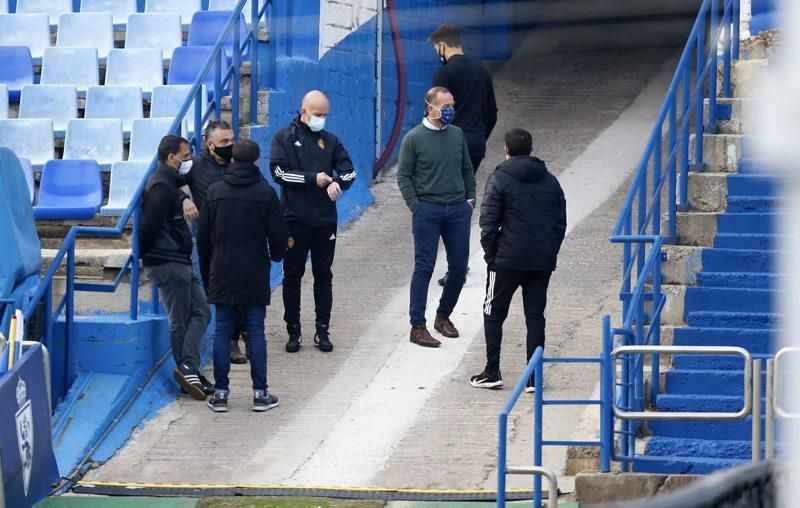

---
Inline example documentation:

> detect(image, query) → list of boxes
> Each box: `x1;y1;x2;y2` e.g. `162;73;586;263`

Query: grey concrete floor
86;17;693;491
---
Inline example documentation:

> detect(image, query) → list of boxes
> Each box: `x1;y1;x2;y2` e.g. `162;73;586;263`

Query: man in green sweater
397;86;477;348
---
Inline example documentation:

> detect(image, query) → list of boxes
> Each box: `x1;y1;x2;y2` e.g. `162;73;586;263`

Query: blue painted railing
608;0;740;470
20;0;274;402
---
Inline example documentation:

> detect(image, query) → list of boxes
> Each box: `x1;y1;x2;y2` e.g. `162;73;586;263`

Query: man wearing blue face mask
397;87;476;348
269;90;357;354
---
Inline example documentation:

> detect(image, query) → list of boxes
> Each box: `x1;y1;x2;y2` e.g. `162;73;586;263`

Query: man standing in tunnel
430;23;498;287
270;90;357;354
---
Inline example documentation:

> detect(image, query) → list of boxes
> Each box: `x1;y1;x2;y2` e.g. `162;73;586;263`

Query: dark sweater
139;163;193;267
432;54;498;159
180;149;229;213
397;123;476;213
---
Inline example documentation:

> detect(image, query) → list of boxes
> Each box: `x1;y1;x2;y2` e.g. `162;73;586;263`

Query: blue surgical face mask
308;114;326;132
427;101;455;126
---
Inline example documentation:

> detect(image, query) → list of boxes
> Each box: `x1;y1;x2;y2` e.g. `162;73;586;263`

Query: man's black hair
204;119;232;141
232;139;260;164
504;128;533;157
428;24;462;47
157;135;190;163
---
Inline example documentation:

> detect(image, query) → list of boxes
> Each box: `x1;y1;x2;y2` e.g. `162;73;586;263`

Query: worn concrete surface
87;17;693;491
574;471;701;504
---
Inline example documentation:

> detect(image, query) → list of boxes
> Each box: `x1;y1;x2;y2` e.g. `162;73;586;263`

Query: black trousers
282;220;337;328
470;155;483;175
483;268;552;374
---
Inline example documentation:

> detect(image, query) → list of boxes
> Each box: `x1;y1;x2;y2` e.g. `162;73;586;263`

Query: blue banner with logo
1;344;59;507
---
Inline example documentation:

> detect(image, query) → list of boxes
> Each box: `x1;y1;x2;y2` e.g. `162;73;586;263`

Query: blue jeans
213;304;268;392
410;200;472;326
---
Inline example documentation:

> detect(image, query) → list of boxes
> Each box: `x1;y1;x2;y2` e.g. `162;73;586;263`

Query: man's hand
183;199;199;220
327;181;342;202
467;199;476;209
316;172;334;188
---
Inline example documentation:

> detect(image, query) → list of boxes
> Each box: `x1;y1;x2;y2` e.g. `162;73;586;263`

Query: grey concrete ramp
87;18;692;491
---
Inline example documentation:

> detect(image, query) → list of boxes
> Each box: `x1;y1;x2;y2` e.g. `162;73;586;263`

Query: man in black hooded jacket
197;139;289;413
469;128;567;392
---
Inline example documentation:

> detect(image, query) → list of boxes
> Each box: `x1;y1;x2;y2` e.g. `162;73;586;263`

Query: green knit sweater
397;123;477;213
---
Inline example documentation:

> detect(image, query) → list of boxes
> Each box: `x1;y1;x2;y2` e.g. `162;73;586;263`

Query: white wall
319;0;379;59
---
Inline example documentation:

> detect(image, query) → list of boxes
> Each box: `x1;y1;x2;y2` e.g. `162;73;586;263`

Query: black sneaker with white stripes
208;391;229;412
199;374;215;395
469;369;503;389
252;391;279;412
173;364;206;400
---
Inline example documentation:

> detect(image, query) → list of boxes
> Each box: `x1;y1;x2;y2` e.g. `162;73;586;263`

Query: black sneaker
525;378;536;394
198;374;215;395
469;369;503;389
253;391;279;412
285;324;302;353
230;339;247;364
208;391;229;412
174;364;206;400
314;323;333;353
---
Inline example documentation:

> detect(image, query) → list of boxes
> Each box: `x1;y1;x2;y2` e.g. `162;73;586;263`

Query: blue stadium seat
16;0;73;26
208;0;265;20
63;118;124;169
41;47;99;96
0;84;7;120
188;10;248;57
105;49;165;97
34;159;102;219
145;0;202;26
125;13;183;62
19;84;78;137
57;13;114;61
129;117;185;162
0;14;50;61
85;85;143;135
151;84;208;137
168;46;225;99
80;0;137;27
0;118;54;167
101;161;149;216
0;47;34;102
16;156;35;204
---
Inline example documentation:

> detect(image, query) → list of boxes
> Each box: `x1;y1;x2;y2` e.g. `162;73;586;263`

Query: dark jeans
146;262;211;372
483;268;552;374
213;304;268;392
410;200;472;326
282;220;337;327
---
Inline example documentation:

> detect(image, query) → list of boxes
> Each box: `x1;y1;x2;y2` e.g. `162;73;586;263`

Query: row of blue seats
0;45;226;100
12;153;146;218
0;116;184;167
0;10;249;60
1;0;262;26
0;83;208;135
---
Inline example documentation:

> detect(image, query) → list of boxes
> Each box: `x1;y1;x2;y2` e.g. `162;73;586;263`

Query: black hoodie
197;161;290;306
479;156;567;272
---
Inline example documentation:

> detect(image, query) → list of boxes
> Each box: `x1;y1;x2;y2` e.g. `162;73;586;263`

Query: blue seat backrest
85;85;143;133
167;46;226;99
0;118;54;166
101;161;150;216
79;0;137;26
145;0;202;26
129;117;182;162
188;10;248;55
57;12;115;60
34;159;102;219
105;49;165;95
0;47;34;101
41;47;99;93
125;13;183;61
19;84;78;135
16;0;73;26
150;84;208;136
0;14;50;61
62;118;124;167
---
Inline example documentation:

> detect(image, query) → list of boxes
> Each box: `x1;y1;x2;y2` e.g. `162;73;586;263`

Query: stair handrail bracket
20;1;272;398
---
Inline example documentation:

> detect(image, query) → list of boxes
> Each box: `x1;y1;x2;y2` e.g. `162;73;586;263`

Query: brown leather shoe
410;325;441;348
434;314;459;338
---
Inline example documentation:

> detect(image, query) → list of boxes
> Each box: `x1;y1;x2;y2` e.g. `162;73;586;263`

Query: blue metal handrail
605;0;741;471
20;0;273;396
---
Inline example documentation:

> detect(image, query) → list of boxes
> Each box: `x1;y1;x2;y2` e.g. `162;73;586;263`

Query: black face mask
212;143;233;163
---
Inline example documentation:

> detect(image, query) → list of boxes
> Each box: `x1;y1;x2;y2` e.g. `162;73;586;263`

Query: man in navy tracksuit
269;90;357;354
470;128;567;392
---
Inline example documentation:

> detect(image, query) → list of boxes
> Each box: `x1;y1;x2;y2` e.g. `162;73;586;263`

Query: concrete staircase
634;37;780;474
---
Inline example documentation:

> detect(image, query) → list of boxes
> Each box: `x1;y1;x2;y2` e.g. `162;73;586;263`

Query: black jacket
480;156;567;272
269;117;357;227
179;149;229;212
433;54;498;159
197;162;289;306
139;163;193;266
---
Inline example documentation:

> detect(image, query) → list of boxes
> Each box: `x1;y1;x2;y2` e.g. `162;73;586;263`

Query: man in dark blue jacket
470;128;567;392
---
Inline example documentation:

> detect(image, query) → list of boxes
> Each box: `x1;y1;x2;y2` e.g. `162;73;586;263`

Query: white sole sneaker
253;400;279;412
208;402;228;412
524;386;536;394
469;378;504;389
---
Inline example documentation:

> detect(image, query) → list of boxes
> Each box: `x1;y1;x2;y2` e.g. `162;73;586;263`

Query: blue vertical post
622;218;631;318
732;0;740;60
668;100;677;238
249;0;259;124
214;53;222;119
497;413;507;507
680;65;691;209
534;351;544;508
194;88;203;152
232;19;241;140
708;0;719;131
65;244;75;387
130;207;140;320
722;5;732;98
695;13;706;166
600;316;612;473
266;0;277;89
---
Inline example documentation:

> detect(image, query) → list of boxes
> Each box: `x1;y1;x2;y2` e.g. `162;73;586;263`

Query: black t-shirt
433;54;498;158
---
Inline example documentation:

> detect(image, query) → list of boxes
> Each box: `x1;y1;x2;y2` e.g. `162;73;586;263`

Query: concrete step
705;97;756;135
727;173;781;197
656;393;763;413
645;436;754;460
661;246;777;286
738;157;784;173
713;233;780;250
664;370;765;396
689;133;743;172
702;247;776;273
647;415;763;441
717;213;780;234
220;62;269;126
684;286;777;313
687;172;727;212
726;58;768;99
697;271;778;289
686;311;780;329
633;454;747;474
672;326;775;354
726;196;785;213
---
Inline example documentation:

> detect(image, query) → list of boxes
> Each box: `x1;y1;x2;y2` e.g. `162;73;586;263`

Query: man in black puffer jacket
197;139;289;413
469;128;567;392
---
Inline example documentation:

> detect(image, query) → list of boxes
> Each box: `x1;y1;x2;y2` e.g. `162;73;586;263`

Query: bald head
300;90;330;132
